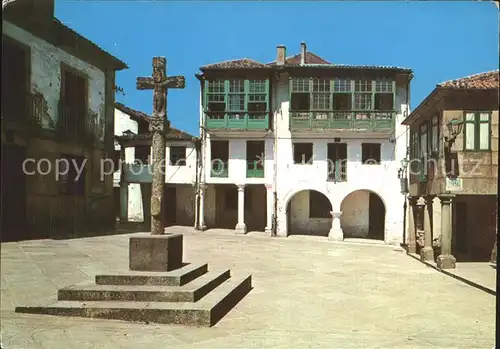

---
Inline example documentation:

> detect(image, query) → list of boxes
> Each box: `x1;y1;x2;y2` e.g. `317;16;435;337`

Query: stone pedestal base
129;234;183;272
420;246;435;261
328;229;343;241
196;225;207;231
436;254;456;269
235;223;247;234
264;227;272;236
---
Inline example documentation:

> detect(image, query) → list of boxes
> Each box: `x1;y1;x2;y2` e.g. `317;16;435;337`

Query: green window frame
289;77;396;112
419;122;428;178
463;111;491;151
204;79;269;114
429;115;439;155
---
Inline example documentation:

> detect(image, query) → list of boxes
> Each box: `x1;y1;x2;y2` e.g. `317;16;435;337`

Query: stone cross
136;57;185;235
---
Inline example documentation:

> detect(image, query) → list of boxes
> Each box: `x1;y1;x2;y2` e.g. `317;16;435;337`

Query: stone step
58;270;231;302
15;274;252;327
95;263;208;286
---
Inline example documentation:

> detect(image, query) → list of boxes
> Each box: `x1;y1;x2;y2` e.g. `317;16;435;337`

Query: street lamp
445;118;464;145
398;157;409;193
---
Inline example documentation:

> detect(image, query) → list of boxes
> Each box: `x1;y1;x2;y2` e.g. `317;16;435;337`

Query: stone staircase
15;262;252;327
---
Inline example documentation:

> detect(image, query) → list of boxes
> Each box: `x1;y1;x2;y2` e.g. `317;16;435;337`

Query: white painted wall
123;142;197;185
273;73;409;244
203;136;274;186
3;20;106;140
113;108;143;222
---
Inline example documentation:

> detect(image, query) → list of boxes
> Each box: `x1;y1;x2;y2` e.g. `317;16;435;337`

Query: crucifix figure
136;57;185;235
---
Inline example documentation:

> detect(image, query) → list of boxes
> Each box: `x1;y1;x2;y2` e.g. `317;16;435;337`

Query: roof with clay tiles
201;58;270;69
438;70;499;89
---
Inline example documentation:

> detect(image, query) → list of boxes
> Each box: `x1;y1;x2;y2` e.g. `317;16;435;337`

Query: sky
55;1;499;136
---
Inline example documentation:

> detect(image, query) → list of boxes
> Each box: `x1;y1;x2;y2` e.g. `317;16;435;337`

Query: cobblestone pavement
1;227;496;348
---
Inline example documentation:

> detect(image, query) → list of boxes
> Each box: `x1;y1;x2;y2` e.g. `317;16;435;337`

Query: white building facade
196;43;412;244
114;103;198;227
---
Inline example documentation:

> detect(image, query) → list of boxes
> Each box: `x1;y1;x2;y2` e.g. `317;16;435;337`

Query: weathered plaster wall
176;185;195;225
340;190;370;238
289;190;331;236
3;20;106;139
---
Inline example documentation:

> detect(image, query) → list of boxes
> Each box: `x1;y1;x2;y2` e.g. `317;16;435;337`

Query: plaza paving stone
1;227;496;348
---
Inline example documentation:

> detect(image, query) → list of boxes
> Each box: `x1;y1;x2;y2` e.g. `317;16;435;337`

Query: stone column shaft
328;211;343;241
264;184;273;235
436;194;456;269
198;185;207;230
407;196;417;254
235;184;247;234
420;195;435;261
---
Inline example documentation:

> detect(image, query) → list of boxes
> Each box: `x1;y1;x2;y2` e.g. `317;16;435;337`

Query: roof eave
401;87;442;126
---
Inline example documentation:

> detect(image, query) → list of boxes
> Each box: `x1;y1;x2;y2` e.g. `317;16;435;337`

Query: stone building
114;104;198;228
402;70;498;268
1;0;127;241
195;42;413;244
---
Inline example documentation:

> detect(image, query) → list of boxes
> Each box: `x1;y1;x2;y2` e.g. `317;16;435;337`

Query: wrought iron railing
327;160;347;182
211;161;229;178
1;92;45;127
290;110;395;130
57;101;99;143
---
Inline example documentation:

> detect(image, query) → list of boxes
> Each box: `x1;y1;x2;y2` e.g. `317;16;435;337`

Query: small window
333;94;352;111
361;143;381;165
170;146;187;166
430;115;439;154
464;112;491;151
60;67;88;135
135;146;149;164
1;36;30;120
309;191;331;218
293;143;313;164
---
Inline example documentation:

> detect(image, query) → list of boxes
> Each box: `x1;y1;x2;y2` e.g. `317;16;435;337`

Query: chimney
300;42;307;65
276;45;286;66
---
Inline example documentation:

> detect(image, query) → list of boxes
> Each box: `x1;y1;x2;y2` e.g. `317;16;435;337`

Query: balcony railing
205;112;269;130
211;161;228;178
327;161;347;182
57;102;99;144
1;92;44;127
290;111;395;130
246;160;264;178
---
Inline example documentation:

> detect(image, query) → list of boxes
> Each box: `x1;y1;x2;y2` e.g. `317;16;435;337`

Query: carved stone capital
236;184;245;191
265;184;273;191
149;117;164;133
330;211;342;219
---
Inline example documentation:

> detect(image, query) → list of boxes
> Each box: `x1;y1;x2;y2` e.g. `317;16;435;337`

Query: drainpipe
271;72;279;237
193;137;200;229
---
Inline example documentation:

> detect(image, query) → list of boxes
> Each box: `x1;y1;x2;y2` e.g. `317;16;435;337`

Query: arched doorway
340;190;386;240
286;190;332;237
